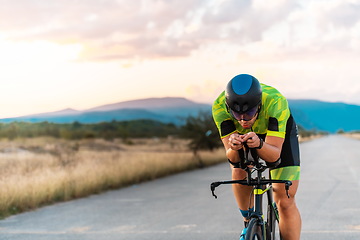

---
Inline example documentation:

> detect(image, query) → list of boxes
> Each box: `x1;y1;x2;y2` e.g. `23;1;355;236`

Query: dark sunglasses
229;105;259;121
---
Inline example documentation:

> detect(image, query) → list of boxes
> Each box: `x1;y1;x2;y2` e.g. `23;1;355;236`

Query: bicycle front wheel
245;218;264;240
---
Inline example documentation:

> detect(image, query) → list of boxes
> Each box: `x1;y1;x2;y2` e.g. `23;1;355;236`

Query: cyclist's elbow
266;158;281;168
268;152;281;163
260;150;281;164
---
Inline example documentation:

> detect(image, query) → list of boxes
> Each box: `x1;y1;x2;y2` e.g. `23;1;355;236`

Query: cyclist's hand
243;132;261;149
228;133;244;150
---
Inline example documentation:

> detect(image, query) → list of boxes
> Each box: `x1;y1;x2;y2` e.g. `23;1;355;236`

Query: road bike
210;147;292;240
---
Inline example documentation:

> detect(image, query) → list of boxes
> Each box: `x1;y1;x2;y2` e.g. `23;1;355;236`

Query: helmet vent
242;103;249;112
234;103;241;112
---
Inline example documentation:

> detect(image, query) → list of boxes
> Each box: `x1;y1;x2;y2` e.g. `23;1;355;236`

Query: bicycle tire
245;218;263;240
267;202;281;240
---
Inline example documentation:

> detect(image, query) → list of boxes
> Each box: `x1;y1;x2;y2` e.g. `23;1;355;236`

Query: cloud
0;0;359;62
286;0;360;52
321;1;360;28
0;0;296;61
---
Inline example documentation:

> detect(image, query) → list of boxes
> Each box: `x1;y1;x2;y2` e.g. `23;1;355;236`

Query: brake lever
211;190;217;199
285;181;292;198
210;182;220;199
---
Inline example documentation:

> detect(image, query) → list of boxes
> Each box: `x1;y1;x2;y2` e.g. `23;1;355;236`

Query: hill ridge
86;97;202;112
0;97;359;133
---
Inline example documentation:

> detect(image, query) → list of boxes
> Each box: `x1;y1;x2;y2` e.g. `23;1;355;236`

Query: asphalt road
0;135;360;240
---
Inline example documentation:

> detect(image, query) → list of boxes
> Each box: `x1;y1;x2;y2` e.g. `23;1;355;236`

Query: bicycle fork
250;184;272;238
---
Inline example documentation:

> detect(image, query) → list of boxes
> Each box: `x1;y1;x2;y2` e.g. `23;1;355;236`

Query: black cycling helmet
225;74;262;114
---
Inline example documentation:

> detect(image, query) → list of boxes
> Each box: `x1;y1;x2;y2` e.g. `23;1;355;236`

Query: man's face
238;112;258;129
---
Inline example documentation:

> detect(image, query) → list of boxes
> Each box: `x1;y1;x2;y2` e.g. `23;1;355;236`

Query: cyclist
212;74;301;240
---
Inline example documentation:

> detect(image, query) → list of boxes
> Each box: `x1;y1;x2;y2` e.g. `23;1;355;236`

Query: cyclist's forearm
226;147;240;162
256;142;281;162
222;135;242;163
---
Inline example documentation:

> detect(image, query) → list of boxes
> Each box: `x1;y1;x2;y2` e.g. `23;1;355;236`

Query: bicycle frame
210;157;292;240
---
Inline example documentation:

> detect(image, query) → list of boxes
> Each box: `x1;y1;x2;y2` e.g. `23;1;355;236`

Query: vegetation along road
0;135;359;240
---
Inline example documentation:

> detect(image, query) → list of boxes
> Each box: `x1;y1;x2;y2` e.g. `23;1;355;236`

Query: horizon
3;96;359;119
1;0;360;118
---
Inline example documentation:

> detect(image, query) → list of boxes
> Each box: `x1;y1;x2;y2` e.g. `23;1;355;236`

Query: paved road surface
0;135;360;240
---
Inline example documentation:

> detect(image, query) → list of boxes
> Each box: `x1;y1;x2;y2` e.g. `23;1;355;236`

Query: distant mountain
87;97;204;112
0;98;210;125
26;108;81;117
288;99;360;133
0;97;359;133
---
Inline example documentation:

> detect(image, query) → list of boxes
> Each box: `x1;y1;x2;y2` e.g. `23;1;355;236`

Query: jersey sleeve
212;92;237;138
266;96;290;138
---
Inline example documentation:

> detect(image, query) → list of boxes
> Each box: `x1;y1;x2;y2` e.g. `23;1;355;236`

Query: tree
336;129;345;134
181;111;222;167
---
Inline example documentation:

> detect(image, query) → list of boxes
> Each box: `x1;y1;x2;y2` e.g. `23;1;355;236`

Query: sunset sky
1;0;360;118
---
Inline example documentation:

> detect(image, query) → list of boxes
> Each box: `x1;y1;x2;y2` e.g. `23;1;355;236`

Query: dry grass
0;135;318;218
0;137;225;218
343;133;360;140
